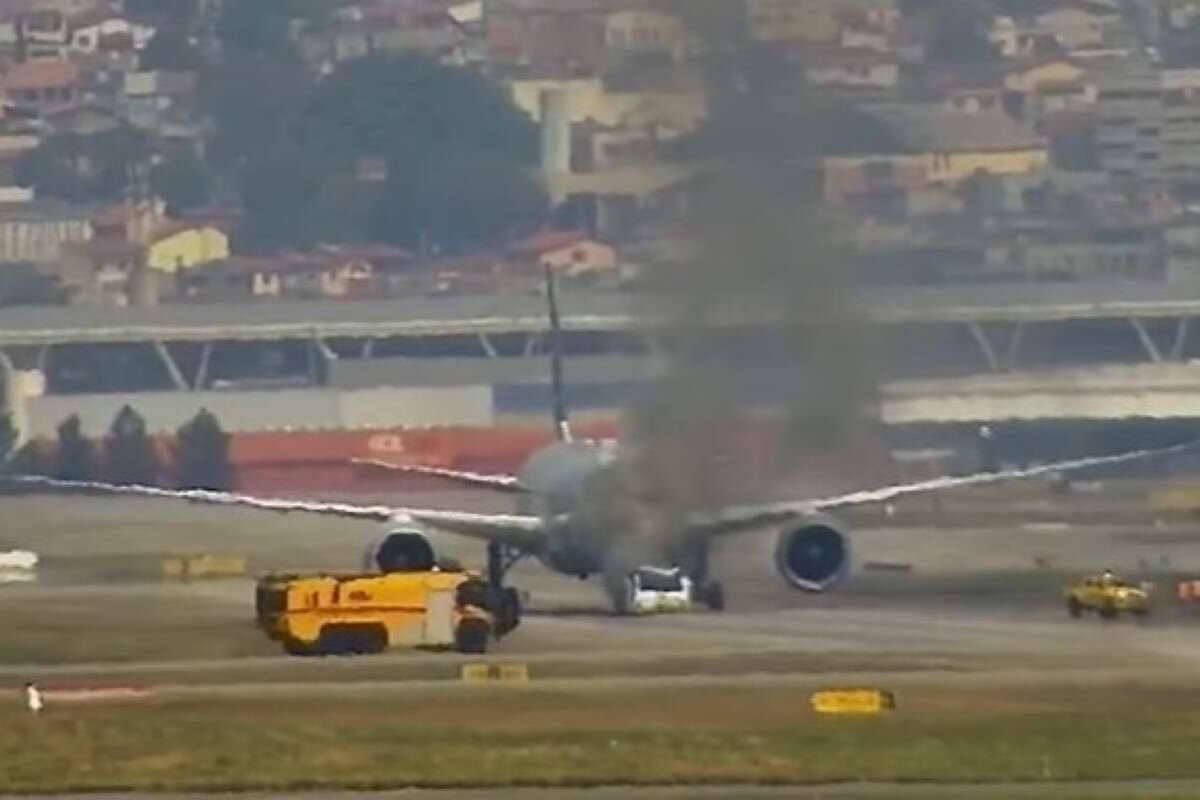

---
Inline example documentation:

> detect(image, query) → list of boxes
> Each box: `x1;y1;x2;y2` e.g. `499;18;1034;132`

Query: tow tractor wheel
1099;603;1118;620
455;618;490;654
1067;596;1082;618
313;624;389;656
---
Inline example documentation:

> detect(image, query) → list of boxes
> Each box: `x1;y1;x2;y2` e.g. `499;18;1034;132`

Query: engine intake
364;530;435;573
774;514;850;592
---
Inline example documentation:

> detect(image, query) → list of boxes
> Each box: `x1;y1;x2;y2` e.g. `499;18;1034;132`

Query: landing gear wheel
701;581;725;612
1067;596;1082;618
455;618;490;654
497;587;521;636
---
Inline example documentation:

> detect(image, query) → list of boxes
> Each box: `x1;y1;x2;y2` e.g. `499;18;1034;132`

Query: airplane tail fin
543;263;572;443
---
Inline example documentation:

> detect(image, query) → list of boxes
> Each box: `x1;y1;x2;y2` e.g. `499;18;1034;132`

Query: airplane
6;267;1192;614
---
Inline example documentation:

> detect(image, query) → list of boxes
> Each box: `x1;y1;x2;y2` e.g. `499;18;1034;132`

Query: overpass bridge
7;282;1200;437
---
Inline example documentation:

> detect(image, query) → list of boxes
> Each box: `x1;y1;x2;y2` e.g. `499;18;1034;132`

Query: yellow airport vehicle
1064;571;1150;620
254;532;519;656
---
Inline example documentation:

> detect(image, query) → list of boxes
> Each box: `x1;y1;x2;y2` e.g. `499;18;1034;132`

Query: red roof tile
2;60;80;91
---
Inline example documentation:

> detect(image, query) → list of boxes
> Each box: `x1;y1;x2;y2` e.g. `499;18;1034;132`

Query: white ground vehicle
628;566;694;615
0;550;37;584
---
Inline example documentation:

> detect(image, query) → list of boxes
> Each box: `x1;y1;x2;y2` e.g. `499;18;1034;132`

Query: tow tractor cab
628;566;693;615
254;531;520;656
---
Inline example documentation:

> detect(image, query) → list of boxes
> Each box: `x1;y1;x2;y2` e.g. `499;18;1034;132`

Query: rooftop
2;59;80;91
865;104;1046;154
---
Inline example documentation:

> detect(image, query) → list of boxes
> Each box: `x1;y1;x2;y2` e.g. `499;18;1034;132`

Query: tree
304;174;378;245
106;406;159;486
16;129;150;202
140;27;203;72
216;0;328;54
175;408;231;490
913;0;998;64
125;0;197;21
375;155;547;250
55;414;95;482
216;0;293;54
296;54;538;165
237;148;325;251
200;49;311;166
151;151;210;214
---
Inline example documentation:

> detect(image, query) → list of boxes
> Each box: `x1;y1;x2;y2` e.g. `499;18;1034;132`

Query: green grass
0;683;1199;792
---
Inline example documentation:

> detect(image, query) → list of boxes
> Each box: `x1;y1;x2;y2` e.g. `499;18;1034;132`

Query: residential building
746;0;897;45
804;50;900;93
603;8;689;61
122;70;197;130
56;237;143;305
508;230;617;277
823;153;931;209
19;8;69;60
2;59;80;112
1004;60;1095;121
1034;7;1117;51
485;8;604;72
1012;225;1162;281
69;15;155;54
145;224;229;274
867;104;1049;185
509;77;706;148
179;253;376;301
1092;62;1200;181
0;199;91;264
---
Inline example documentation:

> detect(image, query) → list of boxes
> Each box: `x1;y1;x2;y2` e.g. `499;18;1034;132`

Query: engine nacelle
362;528;436;573
774;514;850;593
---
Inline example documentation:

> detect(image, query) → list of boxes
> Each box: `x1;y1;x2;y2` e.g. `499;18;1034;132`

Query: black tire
456;578;489;609
1099;603;1117;620
455;618;490;654
365;624;389;653
1067;596;1083;618
314;626;341;655
1132;607;1150;619
703;581;725;612
282;637;316;656
498;587;521;636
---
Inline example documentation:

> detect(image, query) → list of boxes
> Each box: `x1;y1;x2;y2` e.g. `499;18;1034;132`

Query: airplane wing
4;475;546;551
351;459;525;493
694;440;1197;535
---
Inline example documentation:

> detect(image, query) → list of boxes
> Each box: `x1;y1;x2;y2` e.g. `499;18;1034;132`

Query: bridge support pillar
153;340;187;391
1171;317;1191;361
967;322;1000;372
1129;317;1163;363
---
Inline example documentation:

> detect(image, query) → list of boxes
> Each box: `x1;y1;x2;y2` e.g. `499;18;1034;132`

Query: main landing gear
485;541;525;636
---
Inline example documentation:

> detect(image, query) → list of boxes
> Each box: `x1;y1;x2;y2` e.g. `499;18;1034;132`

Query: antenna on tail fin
543;263;572;442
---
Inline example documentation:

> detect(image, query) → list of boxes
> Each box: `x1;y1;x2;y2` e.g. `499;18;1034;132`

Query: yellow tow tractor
254;532;520;655
1064;570;1151;620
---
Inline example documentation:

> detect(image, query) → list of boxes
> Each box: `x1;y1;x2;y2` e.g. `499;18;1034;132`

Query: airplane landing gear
695;580;725;611
684;540;725;612
485;541;525;637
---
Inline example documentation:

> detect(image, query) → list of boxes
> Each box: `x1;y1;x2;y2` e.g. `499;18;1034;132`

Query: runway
3;486;1200;684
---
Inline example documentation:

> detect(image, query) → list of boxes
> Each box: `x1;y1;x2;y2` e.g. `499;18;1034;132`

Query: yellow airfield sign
811;688;895;715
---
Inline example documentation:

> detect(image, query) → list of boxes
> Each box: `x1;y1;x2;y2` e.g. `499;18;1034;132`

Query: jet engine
362;529;436;573
774;514;850;592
